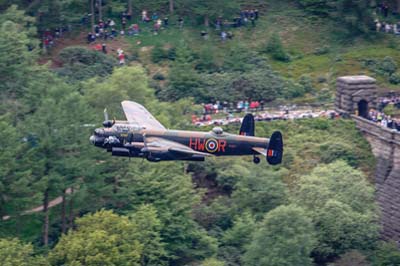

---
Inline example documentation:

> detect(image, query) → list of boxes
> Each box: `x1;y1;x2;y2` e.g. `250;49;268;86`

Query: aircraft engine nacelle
112;147;132;157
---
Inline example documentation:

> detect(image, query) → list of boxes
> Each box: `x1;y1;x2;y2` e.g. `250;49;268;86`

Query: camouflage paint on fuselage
145;130;268;156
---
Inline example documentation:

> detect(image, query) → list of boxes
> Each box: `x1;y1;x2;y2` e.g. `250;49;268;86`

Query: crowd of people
366;96;400;131
192;106;338;127
367;109;400;131
200;100;266;115
373;2;400;34
41;26;72;53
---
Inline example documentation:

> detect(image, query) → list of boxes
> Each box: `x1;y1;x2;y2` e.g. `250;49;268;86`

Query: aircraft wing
143;137;214;157
121;101;166;131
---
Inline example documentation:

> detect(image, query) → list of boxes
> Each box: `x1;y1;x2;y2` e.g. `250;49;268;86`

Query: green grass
121;0;400;98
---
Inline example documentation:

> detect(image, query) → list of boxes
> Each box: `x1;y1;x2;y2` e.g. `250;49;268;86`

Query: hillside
1;1;400;266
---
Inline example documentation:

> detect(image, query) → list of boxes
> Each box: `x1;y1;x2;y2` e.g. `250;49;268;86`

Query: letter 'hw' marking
205;139;219;153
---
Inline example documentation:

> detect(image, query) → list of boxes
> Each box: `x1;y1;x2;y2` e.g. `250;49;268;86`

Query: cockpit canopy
212;127;224;135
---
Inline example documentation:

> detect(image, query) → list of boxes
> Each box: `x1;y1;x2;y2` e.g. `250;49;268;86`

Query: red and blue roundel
205;138;219;153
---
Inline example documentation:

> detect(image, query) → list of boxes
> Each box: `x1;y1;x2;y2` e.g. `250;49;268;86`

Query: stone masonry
336;75;400;242
335;75;378;114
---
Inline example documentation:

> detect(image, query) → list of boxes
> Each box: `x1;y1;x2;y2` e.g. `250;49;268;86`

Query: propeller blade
104;108;109;121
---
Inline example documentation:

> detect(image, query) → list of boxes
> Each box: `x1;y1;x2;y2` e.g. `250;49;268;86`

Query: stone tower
335;76;378;118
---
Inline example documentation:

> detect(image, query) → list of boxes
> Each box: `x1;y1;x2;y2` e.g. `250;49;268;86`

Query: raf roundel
205;138;219;153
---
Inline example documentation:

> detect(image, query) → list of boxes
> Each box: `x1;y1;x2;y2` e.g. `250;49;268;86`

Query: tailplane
239;114;255;136
266;131;283;165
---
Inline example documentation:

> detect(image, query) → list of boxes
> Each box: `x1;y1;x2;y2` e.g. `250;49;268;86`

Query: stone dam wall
352;115;400;241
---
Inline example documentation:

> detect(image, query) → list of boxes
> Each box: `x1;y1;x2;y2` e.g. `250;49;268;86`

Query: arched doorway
358;99;369;118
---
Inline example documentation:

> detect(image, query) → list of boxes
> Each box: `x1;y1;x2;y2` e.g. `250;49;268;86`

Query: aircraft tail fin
266;131;283;165
239;114;255;136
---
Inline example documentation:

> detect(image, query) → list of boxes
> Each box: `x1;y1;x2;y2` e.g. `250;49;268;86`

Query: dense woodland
2;1;400;265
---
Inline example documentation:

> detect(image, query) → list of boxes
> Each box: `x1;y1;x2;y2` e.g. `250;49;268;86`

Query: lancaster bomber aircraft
90;101;283;164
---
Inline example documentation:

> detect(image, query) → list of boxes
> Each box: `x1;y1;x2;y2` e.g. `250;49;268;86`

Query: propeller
104;108;109;121
102;108;115;128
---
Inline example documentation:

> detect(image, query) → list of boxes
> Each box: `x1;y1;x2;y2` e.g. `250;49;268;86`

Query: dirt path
1;188;73;221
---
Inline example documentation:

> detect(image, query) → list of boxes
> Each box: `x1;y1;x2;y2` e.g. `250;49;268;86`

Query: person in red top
118;52;125;65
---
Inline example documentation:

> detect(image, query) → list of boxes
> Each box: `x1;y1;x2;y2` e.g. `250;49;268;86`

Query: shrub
265;33;290;62
151;45;168;63
314;45;330;55
56;46;117;82
153;72;165;80
299;75;314;93
380;56;397;76
389;72;400;84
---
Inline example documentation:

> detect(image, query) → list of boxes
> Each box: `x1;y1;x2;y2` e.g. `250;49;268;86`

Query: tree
297;0;373;33
129;204;168;266
232;168;287;218
219;212;256;266
371;241;400;266
0;238;48;266
84;66;155;117
20;80;95;246
243;205;317;266
56;46;117;82
189;0;239;26
121;163;218;263
49;210;142;266
0;6;38;96
163;42;201;101
291;161;379;261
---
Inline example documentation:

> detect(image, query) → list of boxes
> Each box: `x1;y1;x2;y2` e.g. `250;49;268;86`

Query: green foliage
219;213;256;266
243;205;317;266
298;0;373;33
56;46;117;82
84;66;155;117
383;103;400;117
319;141;360;167
265;33;290;62
291;161;379;261
0;238;48;266
389;72;400;84
232;168;287;218
333;250;370;266
129;204;168;266
162;43;201;101
49;210;142;266
0;7;39;96
201;257;226;266
151;45;169;63
199;59;306;102
189;0;240;25
121;163;218;263
371;241;400;266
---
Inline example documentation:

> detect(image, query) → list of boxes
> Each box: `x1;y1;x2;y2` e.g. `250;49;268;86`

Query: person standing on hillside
178;17;184;29
383;2;389;17
117;48;125;65
122;17;127;30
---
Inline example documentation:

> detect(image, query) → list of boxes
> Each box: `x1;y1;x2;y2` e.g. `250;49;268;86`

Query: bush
56;46;117;82
380;56;397;76
319;141;360;167
389;72;400;84
151;45;168;63
265;33;290;62
314;45;330;55
153;72;165;80
299;75;314;93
